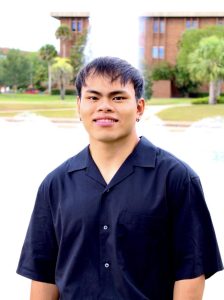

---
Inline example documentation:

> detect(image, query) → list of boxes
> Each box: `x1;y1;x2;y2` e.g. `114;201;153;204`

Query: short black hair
75;56;144;99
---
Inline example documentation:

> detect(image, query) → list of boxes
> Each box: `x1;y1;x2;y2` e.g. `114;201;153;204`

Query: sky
1;0;224;52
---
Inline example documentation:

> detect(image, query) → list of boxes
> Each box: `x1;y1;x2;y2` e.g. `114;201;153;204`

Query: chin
91;133;131;144
96;136;118;143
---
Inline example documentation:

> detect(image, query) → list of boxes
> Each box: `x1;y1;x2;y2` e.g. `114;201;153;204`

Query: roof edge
51;11;224;18
141;11;224;17
51;12;90;18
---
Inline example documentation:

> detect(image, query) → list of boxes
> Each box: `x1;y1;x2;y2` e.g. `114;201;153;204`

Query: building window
77;20;83;32
71;19;83;32
153;18;165;33
217;18;224;25
153;19;159;33
152;46;165;59
160;19;165;33
139;18;145;34
71;20;76;31
139;47;145;60
186;18;198;29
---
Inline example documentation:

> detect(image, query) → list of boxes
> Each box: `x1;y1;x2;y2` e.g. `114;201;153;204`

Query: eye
87;96;98;101
113;96;126;102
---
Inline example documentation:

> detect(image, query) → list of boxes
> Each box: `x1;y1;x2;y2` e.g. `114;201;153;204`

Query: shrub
191;97;208;104
192;96;224;104
66;89;76;95
217;96;224;103
36;86;46;92
189;92;209;98
151;62;174;81
51;89;76;96
51;89;60;95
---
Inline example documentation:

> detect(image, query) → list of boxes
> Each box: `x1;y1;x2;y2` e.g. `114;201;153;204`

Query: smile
93;118;118;125
93;118;118;123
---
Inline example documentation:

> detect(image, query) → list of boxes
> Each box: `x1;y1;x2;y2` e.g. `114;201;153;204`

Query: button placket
99;186;112;297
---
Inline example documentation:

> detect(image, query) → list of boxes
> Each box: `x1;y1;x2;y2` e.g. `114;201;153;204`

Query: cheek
123;107;138;119
79;105;91;117
79;108;95;126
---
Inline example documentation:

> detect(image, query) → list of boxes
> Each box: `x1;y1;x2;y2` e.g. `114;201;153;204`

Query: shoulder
40;146;89;188
158;147;198;178
140;136;200;184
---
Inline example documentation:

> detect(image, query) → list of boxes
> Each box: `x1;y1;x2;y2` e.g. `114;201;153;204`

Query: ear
77;96;81;119
136;98;145;119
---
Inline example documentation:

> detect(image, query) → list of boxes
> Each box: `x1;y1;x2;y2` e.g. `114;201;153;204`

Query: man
17;56;223;299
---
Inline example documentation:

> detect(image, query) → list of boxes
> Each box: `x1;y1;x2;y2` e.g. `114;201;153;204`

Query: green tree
1;49;31;91
178;25;224;67
51;57;73;100
176;25;224;96
70;30;88;80
140;61;152;100
0;58;4;87
188;36;224;104
151;62;174;81
25;52;47;89
55;25;71;57
173;65;199;97
39;44;57;93
31;61;48;90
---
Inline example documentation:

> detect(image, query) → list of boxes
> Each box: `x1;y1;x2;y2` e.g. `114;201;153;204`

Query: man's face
77;74;145;145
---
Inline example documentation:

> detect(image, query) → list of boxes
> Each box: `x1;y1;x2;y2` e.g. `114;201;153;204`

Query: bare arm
30;280;59;300
173;275;205;300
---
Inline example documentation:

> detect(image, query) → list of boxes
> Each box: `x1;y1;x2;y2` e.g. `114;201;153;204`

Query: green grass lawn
157;104;224;122
147;98;192;105
0;94;189;104
1;94;224;121
0;93;76;102
0;93;77;118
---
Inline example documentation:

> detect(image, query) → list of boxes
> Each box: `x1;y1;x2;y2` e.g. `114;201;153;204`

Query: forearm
30;280;59;300
173;275;205;300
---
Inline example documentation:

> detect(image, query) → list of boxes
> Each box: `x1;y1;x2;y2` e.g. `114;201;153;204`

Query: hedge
51;89;76;96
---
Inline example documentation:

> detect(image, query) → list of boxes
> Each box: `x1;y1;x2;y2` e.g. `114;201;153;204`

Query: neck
89;135;140;183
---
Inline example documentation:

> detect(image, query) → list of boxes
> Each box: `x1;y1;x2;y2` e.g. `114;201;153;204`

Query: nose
97;98;114;112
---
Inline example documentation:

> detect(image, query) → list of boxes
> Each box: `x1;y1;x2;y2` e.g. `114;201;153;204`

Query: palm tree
51;57;73;100
39;44;57;94
70;30;88;80
188;36;224;104
55;25;71;58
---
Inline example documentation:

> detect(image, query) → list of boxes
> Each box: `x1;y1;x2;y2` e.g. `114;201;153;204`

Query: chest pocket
118;210;166;237
116;211;169;284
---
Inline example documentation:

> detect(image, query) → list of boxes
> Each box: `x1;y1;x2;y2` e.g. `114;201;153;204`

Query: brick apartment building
51;11;224;97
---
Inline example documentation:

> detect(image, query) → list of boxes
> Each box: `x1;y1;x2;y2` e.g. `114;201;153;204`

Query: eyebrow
85;89;128;97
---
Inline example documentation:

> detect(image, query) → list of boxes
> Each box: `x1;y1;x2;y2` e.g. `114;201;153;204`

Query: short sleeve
169;174;223;280
16;180;58;283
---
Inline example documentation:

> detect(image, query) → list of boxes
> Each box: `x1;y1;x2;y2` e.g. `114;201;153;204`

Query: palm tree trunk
216;80;222;98
13;85;18;93
48;63;52;94
209;81;217;105
60;74;65;100
62;43;66;58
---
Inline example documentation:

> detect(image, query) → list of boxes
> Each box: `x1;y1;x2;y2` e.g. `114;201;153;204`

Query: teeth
96;119;115;122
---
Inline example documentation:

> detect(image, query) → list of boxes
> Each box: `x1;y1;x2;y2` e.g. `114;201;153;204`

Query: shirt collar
129;136;157;168
67;136;157;173
67;146;89;172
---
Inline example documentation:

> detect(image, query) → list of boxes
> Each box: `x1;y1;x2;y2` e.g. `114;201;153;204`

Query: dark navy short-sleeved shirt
17;136;223;300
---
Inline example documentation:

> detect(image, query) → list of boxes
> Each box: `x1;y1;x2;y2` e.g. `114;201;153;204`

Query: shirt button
103;225;108;230
106;189;110;193
104;263;110;268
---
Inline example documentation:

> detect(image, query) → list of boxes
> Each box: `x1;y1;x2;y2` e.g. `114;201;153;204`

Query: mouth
93;117;119;125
